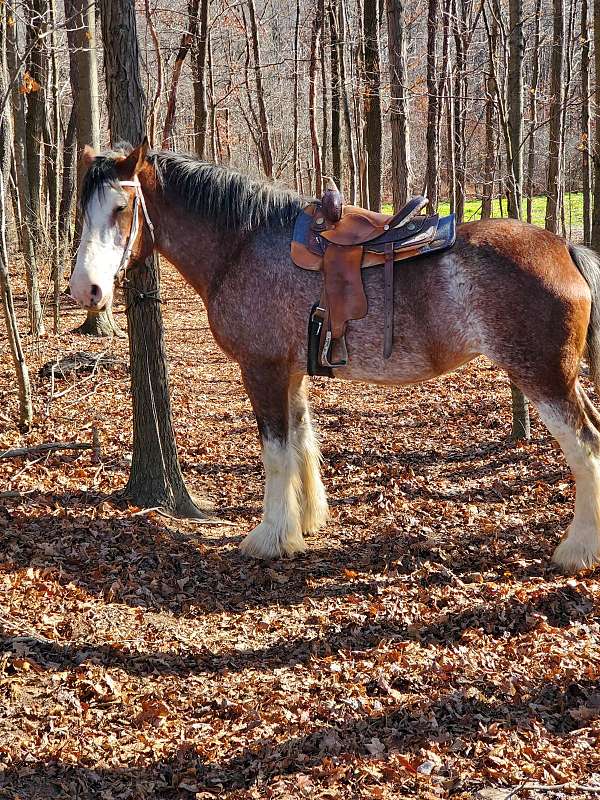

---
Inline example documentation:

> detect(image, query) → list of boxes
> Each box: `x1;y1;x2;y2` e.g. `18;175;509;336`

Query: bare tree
99;0;207;517
246;0;274;178
386;0;411;210
424;0;439;212
192;0;209;158
545;0;564;233
582;0;592;245
66;0;122;337
362;0;382;210
163;0;200;149
593;0;600;248
0;1;32;429
6;7;44;336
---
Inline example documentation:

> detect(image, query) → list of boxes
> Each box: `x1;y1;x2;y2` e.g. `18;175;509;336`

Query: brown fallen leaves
0;262;600;798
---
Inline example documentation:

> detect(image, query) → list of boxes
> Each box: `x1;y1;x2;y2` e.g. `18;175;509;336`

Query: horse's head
69;139;154;310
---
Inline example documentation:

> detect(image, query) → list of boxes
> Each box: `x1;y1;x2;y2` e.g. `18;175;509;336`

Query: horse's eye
115;204;127;213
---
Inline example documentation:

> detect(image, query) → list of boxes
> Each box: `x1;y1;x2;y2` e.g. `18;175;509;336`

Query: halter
115;176;155;285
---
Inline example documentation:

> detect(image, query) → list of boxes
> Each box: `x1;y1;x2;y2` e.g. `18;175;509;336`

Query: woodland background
1;0;600;798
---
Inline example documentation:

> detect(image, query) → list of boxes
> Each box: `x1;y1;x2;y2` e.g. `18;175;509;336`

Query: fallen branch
504;782;600;798
0;442;93;459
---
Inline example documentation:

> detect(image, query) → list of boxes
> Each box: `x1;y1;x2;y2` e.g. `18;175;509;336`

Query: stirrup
321;331;348;368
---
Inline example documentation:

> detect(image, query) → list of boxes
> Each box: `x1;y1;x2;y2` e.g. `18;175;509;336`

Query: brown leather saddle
291;183;456;376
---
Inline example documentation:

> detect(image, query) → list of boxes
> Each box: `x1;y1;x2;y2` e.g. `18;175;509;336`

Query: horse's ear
82;144;96;169
118;139;149;179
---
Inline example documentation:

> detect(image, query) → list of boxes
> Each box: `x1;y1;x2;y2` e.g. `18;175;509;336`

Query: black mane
81;144;304;232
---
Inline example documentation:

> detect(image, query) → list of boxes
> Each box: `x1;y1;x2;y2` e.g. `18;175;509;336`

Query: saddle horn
321;176;343;224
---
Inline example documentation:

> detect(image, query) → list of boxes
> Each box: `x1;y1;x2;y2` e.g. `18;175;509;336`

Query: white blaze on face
69;185;130;310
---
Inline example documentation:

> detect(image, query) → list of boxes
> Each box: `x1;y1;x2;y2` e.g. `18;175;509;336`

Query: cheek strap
116;176;155;284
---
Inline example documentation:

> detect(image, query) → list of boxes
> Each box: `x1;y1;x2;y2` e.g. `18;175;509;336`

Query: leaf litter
0;262;599;798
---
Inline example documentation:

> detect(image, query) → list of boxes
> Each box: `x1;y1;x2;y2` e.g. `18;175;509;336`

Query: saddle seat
291;187;456;375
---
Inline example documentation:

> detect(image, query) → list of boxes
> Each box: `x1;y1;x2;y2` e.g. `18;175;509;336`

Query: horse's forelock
80;143;135;218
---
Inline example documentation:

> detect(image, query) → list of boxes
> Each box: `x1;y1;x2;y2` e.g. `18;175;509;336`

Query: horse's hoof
552;535;600;573
240;522;307;559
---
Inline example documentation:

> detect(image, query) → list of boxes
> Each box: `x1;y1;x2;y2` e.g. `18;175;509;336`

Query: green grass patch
382;192;584;232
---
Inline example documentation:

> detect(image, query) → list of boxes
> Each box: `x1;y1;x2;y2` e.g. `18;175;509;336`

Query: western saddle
291;180;456;376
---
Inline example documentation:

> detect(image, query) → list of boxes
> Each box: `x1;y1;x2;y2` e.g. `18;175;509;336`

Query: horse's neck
146;192;231;301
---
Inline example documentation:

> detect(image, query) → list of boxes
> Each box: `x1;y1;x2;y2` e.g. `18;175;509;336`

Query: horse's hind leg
239;363;306;559
535;384;600;571
289;376;328;533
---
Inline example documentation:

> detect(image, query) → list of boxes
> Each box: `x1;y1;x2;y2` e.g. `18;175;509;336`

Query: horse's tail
570;243;600;387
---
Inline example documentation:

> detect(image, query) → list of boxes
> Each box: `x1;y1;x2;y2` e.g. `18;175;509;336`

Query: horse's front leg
239;363;306;559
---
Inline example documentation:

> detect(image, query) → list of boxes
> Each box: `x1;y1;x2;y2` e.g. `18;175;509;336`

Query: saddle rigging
291;179;456;376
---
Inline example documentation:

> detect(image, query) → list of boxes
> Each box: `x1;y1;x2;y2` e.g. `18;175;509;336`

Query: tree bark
481;12;498;221
593;0;600;248
192;0;209;158
246;0;274;178
293;0;301;191
362;0;382;211
66;0;121;337
507;0;529;440
386;0;411;210
308;7;323;194
163;0;199;149
24;0;47;228
424;0;439;212
329;0;343;190
507;0;523;219
582;0;592;245
546;0;564;233
99;0;207;517
0;3;32;429
526;0;541;224
338;0;357;202
6;12;44;336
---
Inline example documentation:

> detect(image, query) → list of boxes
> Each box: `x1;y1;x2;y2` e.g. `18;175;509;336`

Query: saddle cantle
291;183;456;376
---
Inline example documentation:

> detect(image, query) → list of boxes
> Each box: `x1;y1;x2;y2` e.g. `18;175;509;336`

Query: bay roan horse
70;140;600;573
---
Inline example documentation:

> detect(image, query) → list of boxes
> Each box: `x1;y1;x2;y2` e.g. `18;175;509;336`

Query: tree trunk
481;14;497;221
593;0;600;248
99;0;208;517
308;8;323;194
320;0;329;177
507;0;523;219
192;0;209;158
424;0;439;212
66;0;121;337
507;0;529;440
6;13;44;336
526;0;541;224
386;0;411;210
329;0;343;190
293;0;301;191
48;0;61;333
162;0;199;149
59;106;77;254
582;0;592;245
246;0;274;178
0;2;32;429
362;0;382;210
546;0;564;233
339;0;357;202
451;0;467;224
25;0;47;228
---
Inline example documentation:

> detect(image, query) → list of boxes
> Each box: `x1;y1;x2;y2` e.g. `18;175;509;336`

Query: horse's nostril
90;284;101;300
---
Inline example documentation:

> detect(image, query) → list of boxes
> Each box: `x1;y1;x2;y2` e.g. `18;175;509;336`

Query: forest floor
0;260;599;799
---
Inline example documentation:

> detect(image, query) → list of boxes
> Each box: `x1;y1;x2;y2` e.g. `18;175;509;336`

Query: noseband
116;176;155;285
